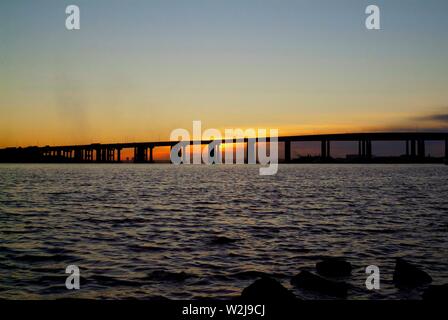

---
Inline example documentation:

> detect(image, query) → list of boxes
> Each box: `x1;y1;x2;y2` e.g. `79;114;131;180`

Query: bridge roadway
0;132;447;163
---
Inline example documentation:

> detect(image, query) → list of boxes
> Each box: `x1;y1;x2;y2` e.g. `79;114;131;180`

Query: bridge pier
417;140;425;159
410;140;416;157
358;140;372;160
321;140;327;159
361;140;366;159
366;140;372;159
358;141;361;158
285;141;291;163
149;147;154;163
246;139;256;164
320;140;331;160
74;149;81;162
134;146;147;163
445;139;448;164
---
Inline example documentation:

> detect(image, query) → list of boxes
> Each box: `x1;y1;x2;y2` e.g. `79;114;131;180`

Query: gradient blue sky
1;0;447;147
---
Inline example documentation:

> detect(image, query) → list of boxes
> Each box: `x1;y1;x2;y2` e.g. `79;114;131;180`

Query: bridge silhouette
1;132;447;164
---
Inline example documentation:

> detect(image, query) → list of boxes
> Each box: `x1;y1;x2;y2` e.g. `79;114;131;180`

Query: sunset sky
1;0;447;148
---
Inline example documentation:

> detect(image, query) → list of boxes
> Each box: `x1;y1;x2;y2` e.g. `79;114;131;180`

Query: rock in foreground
209;236;238;245
316;257;352;277
393;258;432;287
240;277;298;302
291;271;348;297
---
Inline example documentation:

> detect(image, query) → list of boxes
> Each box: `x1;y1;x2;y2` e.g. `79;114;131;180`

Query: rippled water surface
0;164;447;299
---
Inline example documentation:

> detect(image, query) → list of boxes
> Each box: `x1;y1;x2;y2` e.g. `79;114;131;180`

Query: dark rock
240;277;298;302
210;236;238;245
422;284;448;300
393;258;432;287
316;257;352;277
291;271;348;297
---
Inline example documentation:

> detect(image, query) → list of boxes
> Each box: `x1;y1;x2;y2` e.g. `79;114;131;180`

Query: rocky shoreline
239;257;447;301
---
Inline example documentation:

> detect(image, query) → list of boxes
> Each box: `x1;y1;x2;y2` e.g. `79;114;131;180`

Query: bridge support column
445;140;448;164
321;140;327;159
134;147;147;163
244;140;256;164
366;140;372;159
358;140;370;160
326;140;331;159
417;140;426;159
360;140;366;159
406;140;409;157
410;140;416;158
149;147;154;163
358;141;362;158
74;149;81;162
285;141;291;163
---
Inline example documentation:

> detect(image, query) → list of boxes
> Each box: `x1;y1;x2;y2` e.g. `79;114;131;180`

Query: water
0;163;447;300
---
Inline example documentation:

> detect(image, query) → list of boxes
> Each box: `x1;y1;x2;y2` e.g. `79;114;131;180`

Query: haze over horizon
1;0;448;148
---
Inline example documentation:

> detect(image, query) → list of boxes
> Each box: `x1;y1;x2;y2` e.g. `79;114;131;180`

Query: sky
1;0;447;148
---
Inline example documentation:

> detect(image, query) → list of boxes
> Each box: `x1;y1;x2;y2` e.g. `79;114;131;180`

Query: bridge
0;132;447;164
